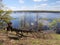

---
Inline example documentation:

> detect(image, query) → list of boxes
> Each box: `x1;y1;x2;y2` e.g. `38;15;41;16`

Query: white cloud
56;1;60;4
51;0;60;5
33;4;48;10
6;6;20;11
39;4;47;6
32;2;60;11
43;0;47;1
33;0;42;2
7;6;31;11
19;0;24;4
33;0;47;2
6;3;60;11
48;1;60;11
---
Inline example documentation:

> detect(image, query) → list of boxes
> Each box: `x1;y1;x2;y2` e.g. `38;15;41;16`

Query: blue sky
2;0;60;10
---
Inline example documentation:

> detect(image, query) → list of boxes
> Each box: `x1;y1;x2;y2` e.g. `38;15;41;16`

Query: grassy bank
0;30;60;45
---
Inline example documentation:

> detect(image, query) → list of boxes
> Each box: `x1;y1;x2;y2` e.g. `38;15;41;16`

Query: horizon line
11;10;60;13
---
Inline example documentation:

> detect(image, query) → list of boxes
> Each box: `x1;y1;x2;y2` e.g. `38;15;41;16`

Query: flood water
10;12;60;30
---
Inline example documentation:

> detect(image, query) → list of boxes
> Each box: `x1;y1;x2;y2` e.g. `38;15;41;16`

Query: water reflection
10;12;60;30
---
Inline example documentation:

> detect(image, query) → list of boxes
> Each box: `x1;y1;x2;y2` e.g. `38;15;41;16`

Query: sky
2;0;60;10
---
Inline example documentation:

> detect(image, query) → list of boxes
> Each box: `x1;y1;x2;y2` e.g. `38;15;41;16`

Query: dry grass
0;30;60;45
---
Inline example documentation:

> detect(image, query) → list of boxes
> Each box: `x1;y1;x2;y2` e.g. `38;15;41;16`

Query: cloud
8;5;60;11
51;1;60;5
6;6;20;11
32;2;60;11
33;0;47;2
56;1;60;4
6;2;60;11
33;4;48;10
33;0;42;2
48;1;60;11
19;0;24;4
43;0;47;1
7;6;31;11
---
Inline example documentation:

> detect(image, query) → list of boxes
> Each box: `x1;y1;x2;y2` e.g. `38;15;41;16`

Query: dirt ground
0;30;60;45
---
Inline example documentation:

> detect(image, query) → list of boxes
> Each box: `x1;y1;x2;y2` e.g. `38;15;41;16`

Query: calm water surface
10;12;60;29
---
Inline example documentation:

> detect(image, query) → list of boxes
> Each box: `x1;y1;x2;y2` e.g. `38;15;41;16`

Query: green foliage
55;18;60;22
38;22;43;27
0;2;13;28
49;19;57;29
50;20;57;26
38;22;43;30
0;10;13;23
